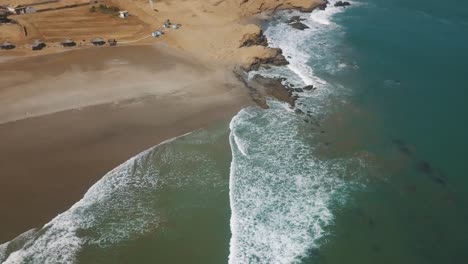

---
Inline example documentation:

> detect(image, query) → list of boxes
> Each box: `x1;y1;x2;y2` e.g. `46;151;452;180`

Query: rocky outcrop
239;29;268;47
334;1;351;7
234;69;296;109
287;16;306;23
237;0;326;16
303;85;317;91
242;47;289;71
290;22;309;30
287;15;309;30
317;0;329;10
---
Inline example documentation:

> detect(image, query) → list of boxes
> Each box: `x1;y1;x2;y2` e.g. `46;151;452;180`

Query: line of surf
228;2;353;263
0;130;197;264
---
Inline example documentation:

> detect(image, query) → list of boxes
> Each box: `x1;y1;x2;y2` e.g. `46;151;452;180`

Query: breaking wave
0;132;197;264
229;2;360;263
228;103;351;263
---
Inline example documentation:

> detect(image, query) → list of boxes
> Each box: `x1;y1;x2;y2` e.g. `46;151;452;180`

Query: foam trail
264;1;352;88
309;0;346;25
1;131;196;264
228;105;348;263
229;4;356;263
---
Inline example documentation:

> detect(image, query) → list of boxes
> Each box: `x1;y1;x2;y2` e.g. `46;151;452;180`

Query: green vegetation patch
90;4;120;14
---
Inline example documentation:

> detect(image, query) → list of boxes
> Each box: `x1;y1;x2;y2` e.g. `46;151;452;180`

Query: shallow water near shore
2;0;468;263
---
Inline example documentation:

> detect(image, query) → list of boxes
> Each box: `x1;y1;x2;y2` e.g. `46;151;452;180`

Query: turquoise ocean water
1;0;467;263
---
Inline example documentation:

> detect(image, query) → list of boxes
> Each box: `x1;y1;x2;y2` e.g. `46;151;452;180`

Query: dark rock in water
239;30;268;47
434;177;446;187
263;65;271;70
417;161;433;175
295;109;305;115
287;55;292;59
290;22;310;30
289;83;295;87
245;48;289;71
318;0;329;10
392;139;413;156
233;70;296;109
303;85;314;91
321;130;325;134
294;88;304;93
334;1;351;7
392;139;405;146
325;142;331;146
414;159;449;187
398;145;412;156
287;15;305;24
304;119;310;123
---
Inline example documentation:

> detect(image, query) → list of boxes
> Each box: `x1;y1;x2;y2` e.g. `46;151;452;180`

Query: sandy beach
0;0;323;243
0;44;251;242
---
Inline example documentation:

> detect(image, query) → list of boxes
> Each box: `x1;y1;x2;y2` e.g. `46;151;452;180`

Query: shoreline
0;44;251;243
0;0;325;243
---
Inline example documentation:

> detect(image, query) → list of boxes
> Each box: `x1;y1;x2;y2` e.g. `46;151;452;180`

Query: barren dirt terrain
0;0;152;54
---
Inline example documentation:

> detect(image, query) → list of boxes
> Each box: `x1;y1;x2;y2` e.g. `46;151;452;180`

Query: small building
1;41;15;50
24;6;36;14
31;40;46;50
0;10;9;23
118;11;128;18
7;5;36;15
108;39;117;46
61;39;76;47
6;5;16;13
151;31;164;38
163;19;171;28
90;37;106;46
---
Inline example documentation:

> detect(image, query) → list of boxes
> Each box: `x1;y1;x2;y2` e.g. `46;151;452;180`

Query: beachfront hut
31;40;46;50
118;10;128;18
61;39;76;47
91;37;106;46
163;19;171;28
6;5;16;14
151;31;164;38
108;39;117;46
24;6;36;14
1;41;15;50
7;5;35;15
0;10;9;23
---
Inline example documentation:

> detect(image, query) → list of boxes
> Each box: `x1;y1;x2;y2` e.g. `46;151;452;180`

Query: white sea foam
229;4;357;263
264;7;348;98
228;104;350;264
0;242;8;262
309;0;346;25
1;132;195;264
